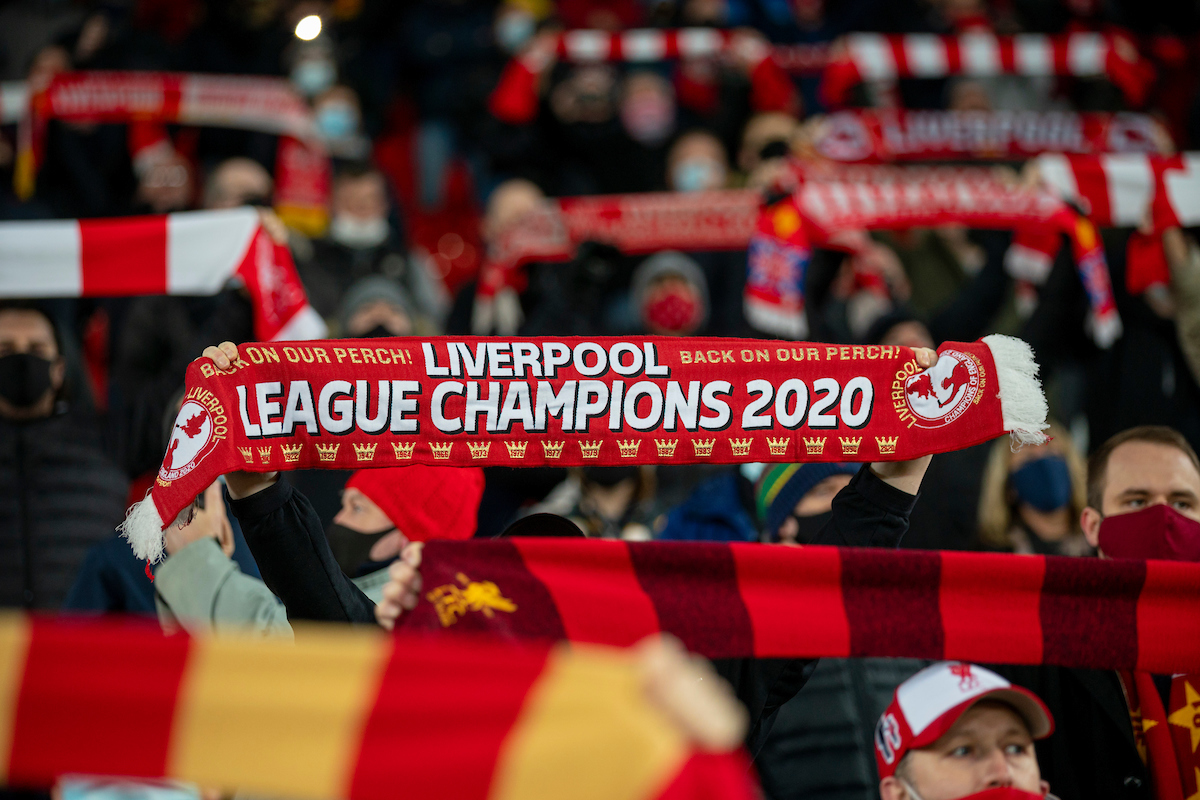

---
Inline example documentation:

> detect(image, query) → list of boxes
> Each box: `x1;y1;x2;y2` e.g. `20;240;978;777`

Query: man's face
900;702;1046;800
1083;441;1200;550
333;175;388;222
334;487;395;534
0;309;65;420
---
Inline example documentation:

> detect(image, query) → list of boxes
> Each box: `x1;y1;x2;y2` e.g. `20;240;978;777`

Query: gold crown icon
257;446;272;464
353;442;378;461
803;437;826;456
693;439;716;457
468;441;492;460
505;440;528;459
430;441;454;460
730;438;753;457
238;446;253;463
281;443;303;463
839;437;863;456
617;440;641;458
542;440;565;459
316;442;340;462
766;437;789;456
655;439;678;457
391;441;415;460
875;436;898;455
580;440;603;459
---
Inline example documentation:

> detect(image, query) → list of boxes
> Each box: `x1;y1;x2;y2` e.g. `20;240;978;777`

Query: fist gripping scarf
122;334;1047;563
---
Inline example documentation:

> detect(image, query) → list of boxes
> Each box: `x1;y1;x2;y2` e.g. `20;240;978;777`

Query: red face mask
643;285;702;335
1097;503;1200;562
903;783;1045;800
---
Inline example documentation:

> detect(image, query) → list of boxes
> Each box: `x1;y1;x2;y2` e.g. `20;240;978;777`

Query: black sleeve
812;463;920;548
716;464;919;760
227;478;376;624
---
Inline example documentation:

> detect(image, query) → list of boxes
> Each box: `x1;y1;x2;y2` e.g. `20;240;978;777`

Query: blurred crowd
2;0;1200;798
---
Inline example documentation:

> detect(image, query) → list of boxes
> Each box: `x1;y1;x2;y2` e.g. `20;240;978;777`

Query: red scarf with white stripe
0;208;324;342
14;71;331;236
820;31;1154;109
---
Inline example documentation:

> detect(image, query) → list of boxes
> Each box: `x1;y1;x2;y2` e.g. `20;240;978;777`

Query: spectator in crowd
754;462;925;800
877;662;1054;800
203;157;274;210
297;163;448;325
666;129;730;193
630;250;710;336
151;462;484;637
0;303;127;609
977;421;1090;556
997;425;1200;800
530;465;658;540
338;275;418;338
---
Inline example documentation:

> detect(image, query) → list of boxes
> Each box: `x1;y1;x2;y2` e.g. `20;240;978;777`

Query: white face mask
330;216;389;249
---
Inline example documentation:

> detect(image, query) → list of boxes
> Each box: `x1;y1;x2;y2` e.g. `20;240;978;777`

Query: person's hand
203;341;240;371
635;635;748;751
375;542;424;630
869;347;938;495
200;341;279;498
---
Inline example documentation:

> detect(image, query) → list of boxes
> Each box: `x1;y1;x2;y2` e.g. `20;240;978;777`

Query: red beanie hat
344;465;485;542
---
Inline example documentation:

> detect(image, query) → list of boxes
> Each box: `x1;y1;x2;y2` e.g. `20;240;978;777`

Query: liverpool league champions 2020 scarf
123;334;1048;563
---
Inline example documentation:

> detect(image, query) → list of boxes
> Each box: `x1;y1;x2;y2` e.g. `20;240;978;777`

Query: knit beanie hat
756;462;859;537
345;465;485;541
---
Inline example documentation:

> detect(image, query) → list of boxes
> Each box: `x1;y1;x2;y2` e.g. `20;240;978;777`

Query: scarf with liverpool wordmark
396;539;1200;674
122;334;1048;563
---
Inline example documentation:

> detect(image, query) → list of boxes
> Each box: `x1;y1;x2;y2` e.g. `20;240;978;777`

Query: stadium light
295;15;322;41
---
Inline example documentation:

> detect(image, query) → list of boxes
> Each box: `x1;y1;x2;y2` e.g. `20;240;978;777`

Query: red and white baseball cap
874;662;1054;778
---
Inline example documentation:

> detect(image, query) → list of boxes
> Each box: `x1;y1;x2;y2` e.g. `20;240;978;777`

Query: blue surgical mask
495;9;535;54
316;102;359;140
671;159;724;192
291;58;335;97
1010;455;1072;512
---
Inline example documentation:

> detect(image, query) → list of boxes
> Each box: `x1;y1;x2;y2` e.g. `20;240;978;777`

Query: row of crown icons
235;434;901;467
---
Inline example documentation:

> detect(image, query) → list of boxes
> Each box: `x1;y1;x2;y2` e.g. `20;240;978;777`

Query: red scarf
14;71;331;236
809;109;1166;163
1119;671;1200;800
396;539;1200;673
121;334;1048;563
821;31;1154;109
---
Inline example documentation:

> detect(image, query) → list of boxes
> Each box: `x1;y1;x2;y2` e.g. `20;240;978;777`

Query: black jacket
0;410;129;609
229;463;918;759
994;665;1151;800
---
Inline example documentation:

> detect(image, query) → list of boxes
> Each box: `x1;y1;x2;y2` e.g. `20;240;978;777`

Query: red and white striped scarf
820;31;1154;108
14;71;330;235
0;207;324;342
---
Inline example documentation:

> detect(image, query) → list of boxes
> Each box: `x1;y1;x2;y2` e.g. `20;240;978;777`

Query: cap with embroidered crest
874;661;1054;778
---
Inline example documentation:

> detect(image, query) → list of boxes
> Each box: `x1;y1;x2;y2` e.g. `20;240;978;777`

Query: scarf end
982;334;1050;448
119;494;166;564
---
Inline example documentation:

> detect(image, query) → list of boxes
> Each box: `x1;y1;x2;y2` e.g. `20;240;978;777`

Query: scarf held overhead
0;208;324;342
122;334;1048;562
14;71;330;234
398;538;1200;675
808;109;1166;163
0;614;754;800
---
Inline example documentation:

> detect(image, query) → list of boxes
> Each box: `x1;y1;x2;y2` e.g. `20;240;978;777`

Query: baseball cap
874;662;1054;778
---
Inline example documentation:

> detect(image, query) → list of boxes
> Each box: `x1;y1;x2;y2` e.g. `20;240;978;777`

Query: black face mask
327;523;395;576
781;510;833;545
362;325;397;339
0;353;54;408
